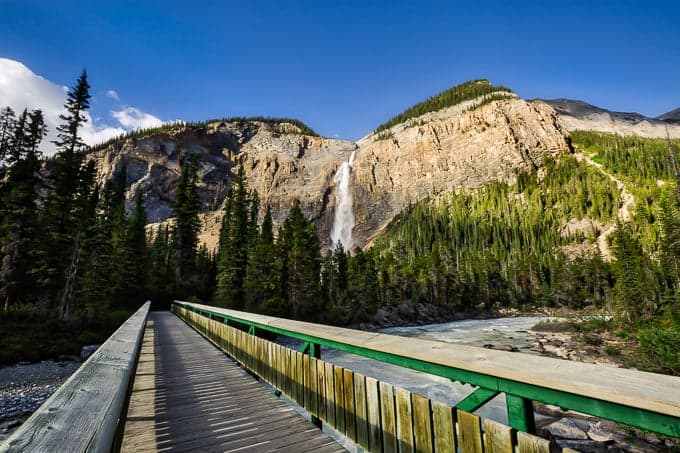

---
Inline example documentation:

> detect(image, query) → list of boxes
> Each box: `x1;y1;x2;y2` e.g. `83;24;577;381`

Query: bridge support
506;395;536;434
455;387;499;412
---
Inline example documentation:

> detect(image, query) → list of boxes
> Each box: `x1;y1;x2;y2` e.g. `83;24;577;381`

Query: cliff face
89;97;571;251
90;121;355;249
351;98;570;246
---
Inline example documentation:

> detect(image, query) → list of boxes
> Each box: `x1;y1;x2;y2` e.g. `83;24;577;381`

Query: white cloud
106;89;120;101
0;58;166;155
111;106;163;130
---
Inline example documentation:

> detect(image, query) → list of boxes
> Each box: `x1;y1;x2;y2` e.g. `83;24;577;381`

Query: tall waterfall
330;150;357;251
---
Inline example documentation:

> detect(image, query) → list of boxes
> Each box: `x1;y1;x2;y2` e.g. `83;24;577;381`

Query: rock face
351;98;570;247
90;121;355;249
89;97;571;250
544;98;680;138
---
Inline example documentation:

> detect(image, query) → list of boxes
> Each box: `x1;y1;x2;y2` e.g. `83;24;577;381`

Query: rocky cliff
89;95;571;251
544;98;680;139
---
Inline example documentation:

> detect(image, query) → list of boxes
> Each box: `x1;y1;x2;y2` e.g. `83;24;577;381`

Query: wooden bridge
2;301;679;452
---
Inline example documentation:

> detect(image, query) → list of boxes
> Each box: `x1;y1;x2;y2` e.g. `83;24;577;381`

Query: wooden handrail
173;300;680;438
1;301;151;453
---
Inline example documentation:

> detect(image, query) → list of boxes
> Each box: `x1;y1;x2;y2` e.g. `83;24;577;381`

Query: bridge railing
1;301;151;453
173;300;680;452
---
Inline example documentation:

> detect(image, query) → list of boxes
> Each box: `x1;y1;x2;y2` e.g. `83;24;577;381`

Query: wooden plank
484;418;514;453
432;400;455;453
396;387;415;453
412;393;434;453
343;369;356;441
296;351;304;407
325;361;336;426
176;301;680;419
353;372;369;450
516;431;551;453
334;366;346;434
303;353;311;412
457;410;483;453
292;350;300;403
309;356;319;417
283;348;293;399
379;381;397;453
2;301;151;452
365;376;382;452
317;359;327;422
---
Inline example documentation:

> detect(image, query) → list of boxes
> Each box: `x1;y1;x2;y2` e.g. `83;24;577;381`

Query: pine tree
0;107;16;162
0;109;45;309
279;202;321;320
215;167;250;308
172;158;201;285
244;206;283;314
124;190;149;302
37;70;94;318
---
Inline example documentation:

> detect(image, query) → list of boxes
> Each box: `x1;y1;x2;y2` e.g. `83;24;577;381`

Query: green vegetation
89;116;318;153
373;79;512;134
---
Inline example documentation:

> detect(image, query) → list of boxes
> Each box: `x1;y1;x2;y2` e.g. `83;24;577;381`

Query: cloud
0;58;166;155
106;89;120;101
111;106;163;130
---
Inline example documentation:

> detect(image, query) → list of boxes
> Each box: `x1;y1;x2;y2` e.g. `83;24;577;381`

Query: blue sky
1;0;679;142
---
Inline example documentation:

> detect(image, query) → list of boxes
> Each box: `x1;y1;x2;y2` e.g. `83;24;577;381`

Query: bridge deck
121;312;344;452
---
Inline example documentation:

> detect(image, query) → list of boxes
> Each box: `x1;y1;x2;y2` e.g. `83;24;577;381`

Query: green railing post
506;395;536;434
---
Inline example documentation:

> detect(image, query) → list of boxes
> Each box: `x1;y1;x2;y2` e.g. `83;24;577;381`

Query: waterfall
330;150;357;251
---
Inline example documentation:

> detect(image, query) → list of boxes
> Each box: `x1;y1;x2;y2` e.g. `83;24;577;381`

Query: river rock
543;418;589;440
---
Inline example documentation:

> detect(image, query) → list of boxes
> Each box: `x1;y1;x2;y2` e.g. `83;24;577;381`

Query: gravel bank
0;360;81;442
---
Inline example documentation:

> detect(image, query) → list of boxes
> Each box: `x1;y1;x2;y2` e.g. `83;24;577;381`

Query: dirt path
574;152;635;261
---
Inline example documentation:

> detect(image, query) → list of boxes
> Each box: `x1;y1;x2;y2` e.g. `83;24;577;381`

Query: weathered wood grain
379;381;398;453
457;410;483;453
396;387;415;453
484;418;514;453
334;365;346;434
517;431;551;453
1;301;150;453
412;392;434;453
365;376;382;452
353;372;369;450
432;400;455;453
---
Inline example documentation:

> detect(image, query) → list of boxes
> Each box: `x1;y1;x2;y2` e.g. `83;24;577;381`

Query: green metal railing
173;300;680;438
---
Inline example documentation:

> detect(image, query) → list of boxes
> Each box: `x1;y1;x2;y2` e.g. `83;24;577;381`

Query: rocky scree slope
89;96;570;250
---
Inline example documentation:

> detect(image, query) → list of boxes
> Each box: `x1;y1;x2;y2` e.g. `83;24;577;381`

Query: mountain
88;82;570;250
543;98;680;138
658;107;680;124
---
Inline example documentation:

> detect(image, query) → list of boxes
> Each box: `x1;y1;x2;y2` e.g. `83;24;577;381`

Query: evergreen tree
124;189;149;302
0;109;45;309
244;206;283;314
612;225;657;327
35;70;94;318
215;167;250;308
172;158;201;284
0;107;17;162
278;202;321;320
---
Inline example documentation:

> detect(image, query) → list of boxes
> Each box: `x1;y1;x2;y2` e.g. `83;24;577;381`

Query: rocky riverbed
0;360;81;443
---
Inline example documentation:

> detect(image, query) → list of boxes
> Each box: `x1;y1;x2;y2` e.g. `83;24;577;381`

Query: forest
1;73;678;375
